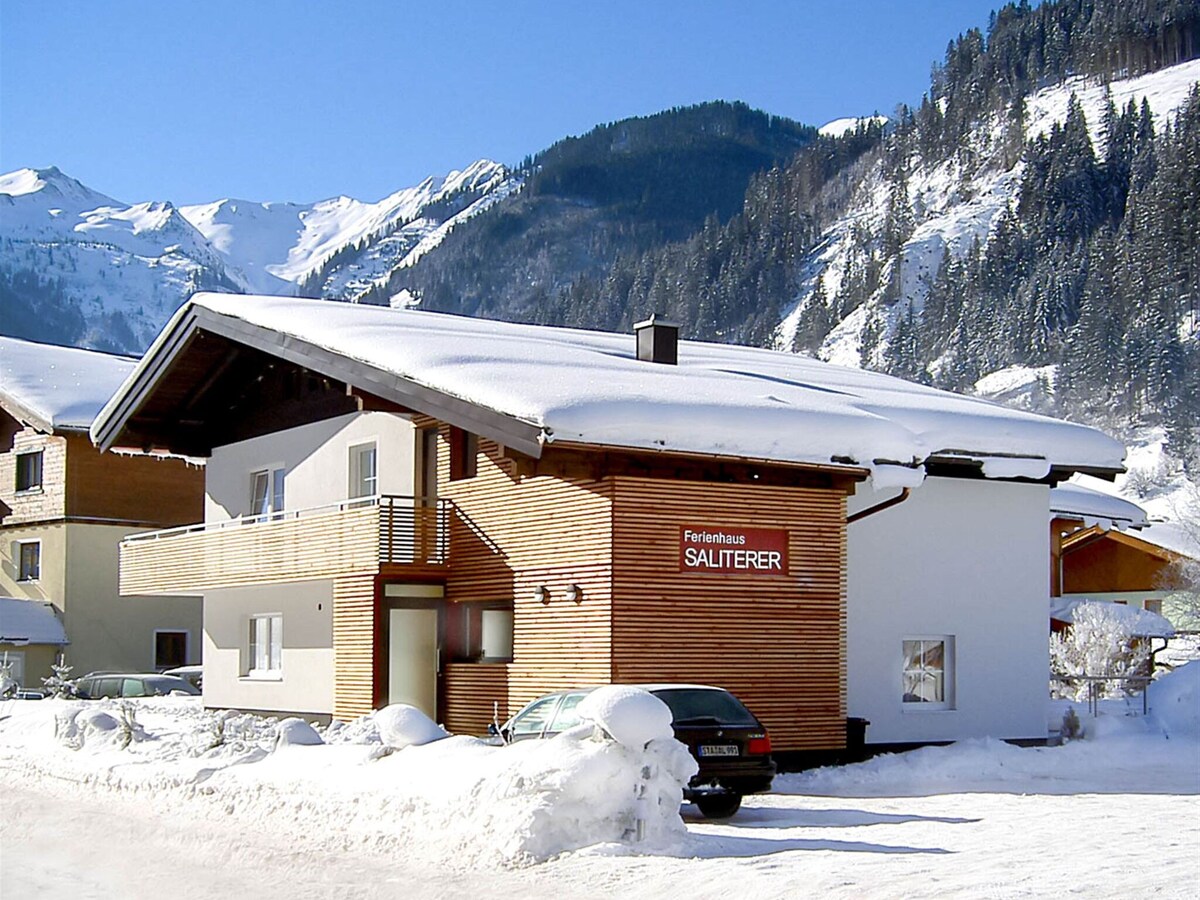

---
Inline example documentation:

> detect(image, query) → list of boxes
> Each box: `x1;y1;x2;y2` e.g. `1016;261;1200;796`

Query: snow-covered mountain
781;58;1200;369
0;161;514;352
178;159;512;296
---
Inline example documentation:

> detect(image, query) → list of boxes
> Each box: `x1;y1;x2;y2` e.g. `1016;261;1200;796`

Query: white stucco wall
202;581;334;715
847;476;1050;745
204;412;416;521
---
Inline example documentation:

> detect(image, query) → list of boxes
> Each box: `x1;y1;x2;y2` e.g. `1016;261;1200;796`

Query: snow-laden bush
374;703;448;748
55;703;147;750
274;717;324;748
576;685;675;750
1051;603;1150;701
41;660;75;699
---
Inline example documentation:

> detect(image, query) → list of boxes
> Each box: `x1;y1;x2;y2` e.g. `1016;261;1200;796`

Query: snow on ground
3;667;1198;899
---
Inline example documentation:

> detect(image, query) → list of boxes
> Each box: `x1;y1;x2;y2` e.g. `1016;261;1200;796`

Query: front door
388;606;439;717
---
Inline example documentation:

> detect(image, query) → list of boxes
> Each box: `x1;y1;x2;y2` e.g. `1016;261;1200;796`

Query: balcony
119;496;449;595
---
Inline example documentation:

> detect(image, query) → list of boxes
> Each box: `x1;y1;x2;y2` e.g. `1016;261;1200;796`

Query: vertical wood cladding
0;419;203;529
64;435;204;526
610;477;847;752
430;424;614;714
333;573;377;720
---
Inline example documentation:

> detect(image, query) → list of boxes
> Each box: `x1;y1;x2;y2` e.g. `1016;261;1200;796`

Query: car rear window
651;689;759;726
143;677;199;695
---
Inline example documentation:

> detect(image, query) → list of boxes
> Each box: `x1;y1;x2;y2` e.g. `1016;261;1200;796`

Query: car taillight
747;735;771;755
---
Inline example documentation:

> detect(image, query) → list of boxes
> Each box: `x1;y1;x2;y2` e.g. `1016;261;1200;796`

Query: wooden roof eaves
547;438;870;483
93;305;547;458
0;393;55;435
1061;525;1180;561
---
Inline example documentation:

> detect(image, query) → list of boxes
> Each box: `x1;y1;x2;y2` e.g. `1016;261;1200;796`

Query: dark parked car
495;684;776;818
74;673;200;699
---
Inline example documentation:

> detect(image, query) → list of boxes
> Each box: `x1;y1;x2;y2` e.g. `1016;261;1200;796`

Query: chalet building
1049;481;1195;623
0;337;203;687
92;294;1125;756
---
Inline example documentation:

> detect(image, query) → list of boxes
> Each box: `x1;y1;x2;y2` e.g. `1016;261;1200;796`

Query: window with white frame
902;637;954;708
17;540;40;581
248;614;282;677
15;451;43;493
250;467;286;518
348;442;378;499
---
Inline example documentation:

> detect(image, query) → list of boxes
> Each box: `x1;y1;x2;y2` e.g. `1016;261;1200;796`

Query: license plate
698;744;739;757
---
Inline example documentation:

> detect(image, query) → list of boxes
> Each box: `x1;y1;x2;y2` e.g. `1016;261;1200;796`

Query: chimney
634;314;679;365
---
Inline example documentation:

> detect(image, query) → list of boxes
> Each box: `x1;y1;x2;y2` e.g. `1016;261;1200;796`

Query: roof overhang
92;303;548;458
0;394;54;435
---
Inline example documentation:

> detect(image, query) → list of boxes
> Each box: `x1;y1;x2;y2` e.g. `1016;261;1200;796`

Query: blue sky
2;0;1003;205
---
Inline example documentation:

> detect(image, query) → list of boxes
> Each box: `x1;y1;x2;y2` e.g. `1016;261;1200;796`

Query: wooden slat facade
442;662;509;734
433;426;615;714
119;505;387;595
610;477;847;752
333;573;378;720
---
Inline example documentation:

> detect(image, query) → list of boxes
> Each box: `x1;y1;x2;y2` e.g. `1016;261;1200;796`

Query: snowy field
2;669;1198;900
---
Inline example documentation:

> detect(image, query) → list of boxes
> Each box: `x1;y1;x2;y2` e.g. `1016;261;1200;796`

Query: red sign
679;526;789;575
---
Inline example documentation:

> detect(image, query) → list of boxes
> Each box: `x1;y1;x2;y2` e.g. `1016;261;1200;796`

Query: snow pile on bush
1150;661;1200;737
274;717;324;748
53;703;146;751
373;703;448;748
576;685;675;749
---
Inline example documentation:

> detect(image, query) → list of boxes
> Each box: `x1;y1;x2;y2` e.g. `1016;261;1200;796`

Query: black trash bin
845;716;871;762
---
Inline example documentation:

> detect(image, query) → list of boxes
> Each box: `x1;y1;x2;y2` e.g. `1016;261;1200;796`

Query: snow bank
577;686;674;750
1150;662;1200;737
373;703;448;748
0;696;698;866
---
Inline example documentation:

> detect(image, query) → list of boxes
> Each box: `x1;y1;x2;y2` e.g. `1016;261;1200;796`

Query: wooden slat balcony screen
119;496;450;595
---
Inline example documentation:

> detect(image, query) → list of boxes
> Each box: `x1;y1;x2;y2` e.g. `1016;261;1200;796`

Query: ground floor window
902;637;954;709
155;630;189;670
17;541;40;582
248;614;282;677
0;651;26;689
1144;599;1162;615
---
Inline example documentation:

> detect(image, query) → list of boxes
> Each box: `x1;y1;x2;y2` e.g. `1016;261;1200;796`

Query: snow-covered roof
0;336;137;432
1049;598;1175;638
1051;482;1148;529
1137;522;1200;561
95;293;1126;476
0;597;69;646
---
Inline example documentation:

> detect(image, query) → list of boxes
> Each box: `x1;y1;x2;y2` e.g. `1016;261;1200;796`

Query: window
154;630;189;670
15;451;43;492
348;442;378;499
479;608;514;661
0;651;25;688
448;427;477;481
248;614;282;677
548;692;589;734
902;637;954;709
1144;599;1163;615
17;541;40;581
250;467;285;518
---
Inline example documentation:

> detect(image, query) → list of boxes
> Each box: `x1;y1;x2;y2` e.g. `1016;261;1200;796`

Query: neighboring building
1049;480;1197;625
92;294;1124;757
0;595;69;691
0;336;204;686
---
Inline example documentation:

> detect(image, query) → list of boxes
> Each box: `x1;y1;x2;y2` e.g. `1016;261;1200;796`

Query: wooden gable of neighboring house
1061;527;1184;595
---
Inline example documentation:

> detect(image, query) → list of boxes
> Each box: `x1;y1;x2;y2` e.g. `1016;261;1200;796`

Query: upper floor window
448;427;478;481
15;451;43;493
250;467;285;518
17;540;40;581
348;442;378;499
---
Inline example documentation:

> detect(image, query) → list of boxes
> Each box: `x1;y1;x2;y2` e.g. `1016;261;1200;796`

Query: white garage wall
847;476;1050;744
202;581;334;715
204;412;416;522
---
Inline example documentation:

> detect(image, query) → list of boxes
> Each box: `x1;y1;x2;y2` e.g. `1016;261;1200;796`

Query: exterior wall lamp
564;584;582;604
533;585;550;605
